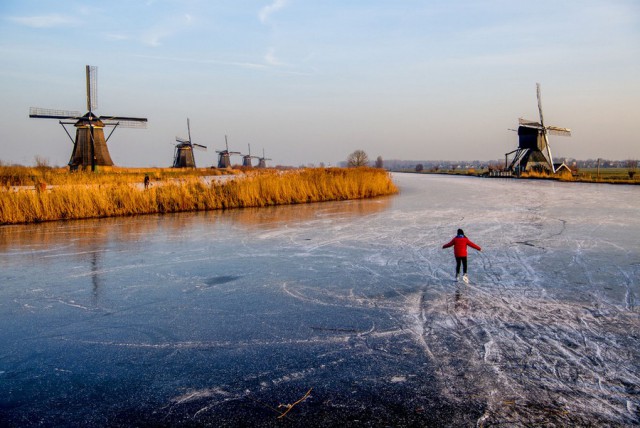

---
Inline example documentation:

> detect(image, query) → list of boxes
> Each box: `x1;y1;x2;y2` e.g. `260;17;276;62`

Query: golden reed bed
0;167;398;225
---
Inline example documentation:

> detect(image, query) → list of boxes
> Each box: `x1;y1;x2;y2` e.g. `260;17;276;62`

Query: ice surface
0;173;638;426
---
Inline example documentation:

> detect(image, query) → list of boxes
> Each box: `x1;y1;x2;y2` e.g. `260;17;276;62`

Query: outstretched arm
468;240;481;251
442;238;455;249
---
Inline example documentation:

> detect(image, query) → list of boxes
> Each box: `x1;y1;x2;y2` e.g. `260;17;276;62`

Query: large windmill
505;83;571;174
241;144;260;167
173;118;207;168
257;148;272;168
29;65;148;171
216;135;241;168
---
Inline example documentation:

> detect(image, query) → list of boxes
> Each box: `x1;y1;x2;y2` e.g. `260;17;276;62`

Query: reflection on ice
0;174;638;426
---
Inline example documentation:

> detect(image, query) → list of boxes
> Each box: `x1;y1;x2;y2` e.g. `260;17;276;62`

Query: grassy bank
0;167;397;225
0;165;237;188
402;168;639;184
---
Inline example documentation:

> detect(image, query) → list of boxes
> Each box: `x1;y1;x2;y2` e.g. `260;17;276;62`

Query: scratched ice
0;174;638;426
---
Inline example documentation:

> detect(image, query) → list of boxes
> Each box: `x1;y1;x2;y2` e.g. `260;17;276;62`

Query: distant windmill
257;148;272;168
216;135;241;168
505;83;571;174
173;118;207;168
29;65;147;171
241;144;260;167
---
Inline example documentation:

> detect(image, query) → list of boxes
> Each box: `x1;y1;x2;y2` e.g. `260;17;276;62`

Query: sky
0;0;638;168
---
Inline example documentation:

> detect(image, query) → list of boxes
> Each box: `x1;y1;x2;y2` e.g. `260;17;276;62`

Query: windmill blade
102;119;147;129
101;115;148;129
543;132;556;174
518;118;542;127
187;118;192;143
86;65;98;112
193;143;207;150
536;82;545;128
547;126;571;137
29;107;82;120
176;137;190;144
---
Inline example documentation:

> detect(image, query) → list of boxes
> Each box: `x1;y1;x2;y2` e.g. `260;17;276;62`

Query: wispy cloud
140;13;194;47
259;0;288;24
134;54;267;70
105;33;129;41
8;14;77;28
264;47;283;66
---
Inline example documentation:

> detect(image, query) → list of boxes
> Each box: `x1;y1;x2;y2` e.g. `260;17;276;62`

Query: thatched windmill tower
173;118;207;168
257;148;272;168
216;135;241;168
505;83;571;174
241;144;260;167
29;65;147;171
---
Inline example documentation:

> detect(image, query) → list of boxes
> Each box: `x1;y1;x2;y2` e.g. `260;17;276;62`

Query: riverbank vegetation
0;167;397;225
402;167;639;184
0;164;236;188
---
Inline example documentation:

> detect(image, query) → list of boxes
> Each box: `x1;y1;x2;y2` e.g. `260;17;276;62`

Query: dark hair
457;228;464;236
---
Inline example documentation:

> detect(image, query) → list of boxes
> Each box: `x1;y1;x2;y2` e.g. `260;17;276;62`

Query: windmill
257;148;272;168
241;144;260;167
29;65;148;171
505;83;571;174
216;135;241;168
173;118;207;168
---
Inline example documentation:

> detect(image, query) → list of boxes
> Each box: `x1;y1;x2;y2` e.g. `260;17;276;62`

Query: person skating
442;229;481;283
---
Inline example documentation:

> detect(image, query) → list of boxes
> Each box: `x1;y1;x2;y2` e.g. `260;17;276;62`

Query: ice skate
462;273;469;284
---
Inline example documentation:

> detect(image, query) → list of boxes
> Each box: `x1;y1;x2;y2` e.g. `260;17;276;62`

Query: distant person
442;229;481;283
144;175;150;189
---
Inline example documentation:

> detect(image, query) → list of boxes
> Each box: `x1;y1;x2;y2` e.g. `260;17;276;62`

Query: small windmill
173;118;207;168
257;148;272;168
216;135;241;168
29;65;147;171
241;144;261;167
505;83;571;174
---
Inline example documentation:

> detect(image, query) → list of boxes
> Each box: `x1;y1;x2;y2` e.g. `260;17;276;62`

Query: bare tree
375;156;384;169
347;150;369;167
627;159;638;179
415;164;424;172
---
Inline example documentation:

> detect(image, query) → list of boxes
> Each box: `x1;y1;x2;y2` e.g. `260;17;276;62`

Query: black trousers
455;256;468;275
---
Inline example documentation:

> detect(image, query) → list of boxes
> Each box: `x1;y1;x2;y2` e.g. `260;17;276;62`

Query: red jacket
443;235;481;257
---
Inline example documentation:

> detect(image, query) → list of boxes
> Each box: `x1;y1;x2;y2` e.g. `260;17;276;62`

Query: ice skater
442;229;481;283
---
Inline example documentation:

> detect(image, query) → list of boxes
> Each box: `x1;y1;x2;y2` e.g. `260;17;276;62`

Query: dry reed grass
0;165;235;188
0;168;397;225
521;169;639;184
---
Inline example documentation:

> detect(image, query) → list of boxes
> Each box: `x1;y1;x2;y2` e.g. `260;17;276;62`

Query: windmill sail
86;65;98;112
29;107;82;120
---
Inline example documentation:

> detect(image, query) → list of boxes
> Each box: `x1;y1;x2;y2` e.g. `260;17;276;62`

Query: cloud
134;54;267;70
264;48;283;66
8;14;77;28
259;0;288;24
105;33;129;41
140;14;193;47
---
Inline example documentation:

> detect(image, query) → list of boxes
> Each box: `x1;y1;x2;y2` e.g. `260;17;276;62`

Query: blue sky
0;1;638;167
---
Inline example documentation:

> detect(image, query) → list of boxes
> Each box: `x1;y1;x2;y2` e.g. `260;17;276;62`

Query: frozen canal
1;173;638;427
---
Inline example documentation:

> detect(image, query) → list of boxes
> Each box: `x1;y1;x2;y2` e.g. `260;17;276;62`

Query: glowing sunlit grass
0;167;397;224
